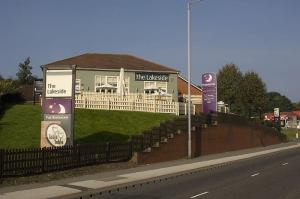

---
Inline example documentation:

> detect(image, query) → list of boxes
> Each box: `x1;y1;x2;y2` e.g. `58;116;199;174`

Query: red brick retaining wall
133;123;283;164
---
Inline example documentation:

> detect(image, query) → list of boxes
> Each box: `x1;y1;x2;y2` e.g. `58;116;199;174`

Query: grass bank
282;128;300;141
0;104;176;148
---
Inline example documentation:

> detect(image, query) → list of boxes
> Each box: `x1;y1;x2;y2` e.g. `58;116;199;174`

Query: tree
16;57;34;85
264;92;294;112
239;71;267;119
217;63;243;114
293;101;300;110
0;79;16;95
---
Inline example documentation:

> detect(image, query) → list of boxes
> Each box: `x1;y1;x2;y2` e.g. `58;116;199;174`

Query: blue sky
0;0;299;102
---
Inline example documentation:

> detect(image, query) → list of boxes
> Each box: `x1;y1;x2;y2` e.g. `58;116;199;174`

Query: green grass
0;104;176;148
282;128;300;141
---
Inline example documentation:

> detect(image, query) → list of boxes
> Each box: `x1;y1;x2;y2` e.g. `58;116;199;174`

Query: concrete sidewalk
1;141;300;199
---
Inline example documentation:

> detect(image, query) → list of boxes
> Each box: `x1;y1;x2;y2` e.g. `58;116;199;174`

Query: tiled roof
44;53;178;73
292;111;300;117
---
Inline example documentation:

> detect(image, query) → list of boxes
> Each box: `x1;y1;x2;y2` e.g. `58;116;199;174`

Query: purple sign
202;73;217;114
43;98;72;114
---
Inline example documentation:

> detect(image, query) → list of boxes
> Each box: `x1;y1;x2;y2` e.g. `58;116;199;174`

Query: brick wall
177;77;202;95
133;123;283;164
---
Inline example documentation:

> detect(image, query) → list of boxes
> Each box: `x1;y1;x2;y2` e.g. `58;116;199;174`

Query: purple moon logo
44;98;71;114
48;103;66;114
203;74;213;83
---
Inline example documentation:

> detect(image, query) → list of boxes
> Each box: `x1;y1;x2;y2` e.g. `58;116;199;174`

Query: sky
0;0;299;102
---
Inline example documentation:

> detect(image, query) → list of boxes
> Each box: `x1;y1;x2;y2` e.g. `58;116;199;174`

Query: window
95;76;105;87
75;79;81;93
107;76;118;87
95;75;130;93
144;81;167;94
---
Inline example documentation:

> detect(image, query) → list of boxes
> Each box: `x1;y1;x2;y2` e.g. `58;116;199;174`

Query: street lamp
187;0;202;159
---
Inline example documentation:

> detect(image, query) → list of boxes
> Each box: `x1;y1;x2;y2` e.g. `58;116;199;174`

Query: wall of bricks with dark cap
133;123;282;164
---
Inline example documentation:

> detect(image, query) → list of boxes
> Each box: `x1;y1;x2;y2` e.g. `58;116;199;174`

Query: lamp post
187;0;202;159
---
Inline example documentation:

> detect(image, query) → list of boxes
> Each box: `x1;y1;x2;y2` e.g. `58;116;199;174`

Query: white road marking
190;191;209;198
251;172;260;177
282;162;288;166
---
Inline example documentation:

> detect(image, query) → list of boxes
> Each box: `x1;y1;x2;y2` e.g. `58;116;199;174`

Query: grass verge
282;128;300;141
0;104;176;148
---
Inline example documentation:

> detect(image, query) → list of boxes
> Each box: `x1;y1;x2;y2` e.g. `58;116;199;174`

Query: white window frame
75;79;81;93
144;81;167;94
94;75;130;93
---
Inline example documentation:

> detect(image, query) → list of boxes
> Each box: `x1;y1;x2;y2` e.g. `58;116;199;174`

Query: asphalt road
93;147;300;199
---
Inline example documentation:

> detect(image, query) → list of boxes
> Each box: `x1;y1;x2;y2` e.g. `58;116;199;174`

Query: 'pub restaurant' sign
41;66;76;148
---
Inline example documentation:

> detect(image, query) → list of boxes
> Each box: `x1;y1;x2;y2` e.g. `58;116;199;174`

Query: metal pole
187;0;201;159
187;1;192;159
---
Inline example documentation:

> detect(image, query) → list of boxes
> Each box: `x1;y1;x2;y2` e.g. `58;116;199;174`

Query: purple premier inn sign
202;73;217;114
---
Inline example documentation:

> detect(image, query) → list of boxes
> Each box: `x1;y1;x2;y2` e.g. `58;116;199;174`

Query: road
92;147;300;199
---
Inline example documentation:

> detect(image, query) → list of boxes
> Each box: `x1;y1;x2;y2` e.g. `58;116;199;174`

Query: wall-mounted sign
46;123;67;147
274;108;280;118
34;80;44;94
45;70;73;97
41;120;68;147
41;66;75;148
202;73;217;114
135;72;169;82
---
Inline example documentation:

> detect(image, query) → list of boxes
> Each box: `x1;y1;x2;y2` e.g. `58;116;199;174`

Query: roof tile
44;53;178;73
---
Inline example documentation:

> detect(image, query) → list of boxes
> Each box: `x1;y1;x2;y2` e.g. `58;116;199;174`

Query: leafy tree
0;79;17;95
217;63;243;114
264;92;294;112
239;71;267;119
293;101;300;110
16;57;34;85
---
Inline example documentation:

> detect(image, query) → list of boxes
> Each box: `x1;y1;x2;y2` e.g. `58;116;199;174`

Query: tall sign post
33;79;43;105
40;65;76;147
273;107;281;132
202;73;217;114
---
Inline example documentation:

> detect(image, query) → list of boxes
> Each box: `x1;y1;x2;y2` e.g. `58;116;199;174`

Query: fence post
42;148;45;173
141;136;144;151
132;100;135;111
0;149;4;178
106;142;111;162
77;145;81;166
150;131;153;147
159;126;162;143
129;141;133;158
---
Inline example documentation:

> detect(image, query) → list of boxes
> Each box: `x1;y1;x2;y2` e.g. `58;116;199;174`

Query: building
44;53;179;101
264;111;300;128
177;75;203;113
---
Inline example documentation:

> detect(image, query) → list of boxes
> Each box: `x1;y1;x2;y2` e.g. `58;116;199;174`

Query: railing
0;113;284;178
78;91;173;102
0;143;131;178
182;94;202;105
0;117;194;178
75;92;195;115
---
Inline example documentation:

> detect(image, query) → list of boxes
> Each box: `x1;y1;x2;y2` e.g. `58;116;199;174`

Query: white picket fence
78;91;173;102
75;92;195;115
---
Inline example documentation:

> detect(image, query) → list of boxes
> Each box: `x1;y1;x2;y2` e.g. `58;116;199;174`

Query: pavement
1;141;300;199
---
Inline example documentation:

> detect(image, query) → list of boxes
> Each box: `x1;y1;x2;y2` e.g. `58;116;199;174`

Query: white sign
46;124;67;147
46;70;73;97
274;108;280;117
